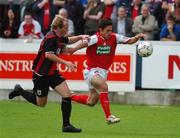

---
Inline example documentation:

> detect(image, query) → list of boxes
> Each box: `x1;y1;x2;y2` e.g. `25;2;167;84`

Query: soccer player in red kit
71;18;145;124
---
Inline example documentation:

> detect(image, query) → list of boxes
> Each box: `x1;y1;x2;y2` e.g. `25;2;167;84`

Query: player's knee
99;83;108;92
87;99;98;107
92;81;108;91
37;102;47;107
87;102;96;107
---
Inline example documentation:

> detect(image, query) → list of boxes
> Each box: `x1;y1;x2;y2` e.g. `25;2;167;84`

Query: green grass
1;100;180;138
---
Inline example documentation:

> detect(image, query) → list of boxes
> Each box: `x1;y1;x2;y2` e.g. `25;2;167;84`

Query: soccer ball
137;41;153;57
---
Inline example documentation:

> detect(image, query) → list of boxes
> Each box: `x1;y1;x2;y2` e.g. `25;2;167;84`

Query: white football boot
106;115;120;125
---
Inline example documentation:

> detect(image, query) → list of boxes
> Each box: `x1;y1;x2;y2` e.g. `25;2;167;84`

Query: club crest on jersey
56;48;61;54
96;45;111;54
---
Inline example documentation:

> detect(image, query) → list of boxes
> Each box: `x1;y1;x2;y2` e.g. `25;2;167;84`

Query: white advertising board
0;39;136;92
141;41;180;89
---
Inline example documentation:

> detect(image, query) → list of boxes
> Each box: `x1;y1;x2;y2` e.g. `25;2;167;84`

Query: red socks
71;92;111;119
100;92;111;118
71;94;88;105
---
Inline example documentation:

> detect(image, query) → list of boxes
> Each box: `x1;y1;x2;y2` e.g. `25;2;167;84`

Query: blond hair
50;15;67;31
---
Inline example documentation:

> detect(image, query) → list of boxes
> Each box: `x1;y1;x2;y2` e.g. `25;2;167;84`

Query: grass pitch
0;100;180;138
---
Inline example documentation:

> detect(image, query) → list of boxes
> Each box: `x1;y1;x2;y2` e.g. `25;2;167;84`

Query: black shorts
32;72;65;97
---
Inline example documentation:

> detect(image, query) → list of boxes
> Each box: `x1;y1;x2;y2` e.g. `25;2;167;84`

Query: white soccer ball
137;41;153;57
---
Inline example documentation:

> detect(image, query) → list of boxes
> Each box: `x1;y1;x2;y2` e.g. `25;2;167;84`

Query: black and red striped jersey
32;31;69;76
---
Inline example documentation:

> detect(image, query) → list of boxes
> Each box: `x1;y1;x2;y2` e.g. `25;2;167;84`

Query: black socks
61;97;71;127
20;89;37;105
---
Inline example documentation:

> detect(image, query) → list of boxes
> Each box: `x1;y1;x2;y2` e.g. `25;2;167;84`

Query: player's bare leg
91;75;120;125
87;89;99;106
55;81;81;133
36;96;48;107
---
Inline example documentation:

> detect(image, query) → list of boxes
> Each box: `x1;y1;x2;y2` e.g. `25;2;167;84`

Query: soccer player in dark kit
8;15;89;133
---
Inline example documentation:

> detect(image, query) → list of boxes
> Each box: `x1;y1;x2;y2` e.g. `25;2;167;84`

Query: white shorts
83;67;108;89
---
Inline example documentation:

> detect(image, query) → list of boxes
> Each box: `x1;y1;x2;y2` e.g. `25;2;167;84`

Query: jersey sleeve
61;36;69;44
60;36;69;53
116;34;130;44
44;37;57;54
87;35;98;47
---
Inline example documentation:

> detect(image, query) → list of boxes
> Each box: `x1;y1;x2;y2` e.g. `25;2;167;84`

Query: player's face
100;25;113;39
61;21;68;35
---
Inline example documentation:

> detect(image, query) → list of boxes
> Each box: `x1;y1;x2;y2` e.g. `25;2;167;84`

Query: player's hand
65;61;77;71
82;38;90;46
135;33;146;39
81;35;90;41
81;35;90;45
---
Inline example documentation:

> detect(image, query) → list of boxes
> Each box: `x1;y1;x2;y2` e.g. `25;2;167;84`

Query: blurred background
0;0;180;105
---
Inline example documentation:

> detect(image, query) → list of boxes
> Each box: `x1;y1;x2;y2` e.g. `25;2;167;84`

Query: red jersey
86;32;129;70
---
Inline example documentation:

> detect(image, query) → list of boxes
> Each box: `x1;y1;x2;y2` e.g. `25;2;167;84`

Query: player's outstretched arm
65;34;96;55
65;45;86;55
45;53;76;71
68;35;89;44
45;53;67;64
126;33;145;44
65;38;89;55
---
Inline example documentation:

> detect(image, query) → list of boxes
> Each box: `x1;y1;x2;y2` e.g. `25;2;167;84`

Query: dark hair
166;14;176;21
98;18;112;30
24;12;32;17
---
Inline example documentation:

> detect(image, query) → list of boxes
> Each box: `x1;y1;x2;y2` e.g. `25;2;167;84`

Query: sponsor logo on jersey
96;46;111;54
56;48;61;54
